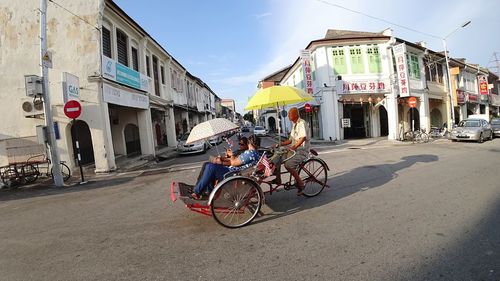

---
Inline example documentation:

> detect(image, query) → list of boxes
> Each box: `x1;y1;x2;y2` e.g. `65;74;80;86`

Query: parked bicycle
402;129;429;144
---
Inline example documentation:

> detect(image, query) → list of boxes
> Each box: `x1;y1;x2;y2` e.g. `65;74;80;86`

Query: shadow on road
254;154;439;225
0;176;135;202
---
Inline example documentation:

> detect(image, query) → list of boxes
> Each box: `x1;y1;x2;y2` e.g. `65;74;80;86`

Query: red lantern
314;106;319;112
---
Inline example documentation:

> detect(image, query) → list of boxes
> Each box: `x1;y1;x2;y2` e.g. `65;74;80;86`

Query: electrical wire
48;0;99;30
314;0;441;40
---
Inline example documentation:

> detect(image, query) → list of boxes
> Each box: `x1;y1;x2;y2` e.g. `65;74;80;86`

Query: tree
243;112;254;123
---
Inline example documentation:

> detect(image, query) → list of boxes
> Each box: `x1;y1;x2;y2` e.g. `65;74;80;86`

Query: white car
253;126;267;137
208;135;222;145
177;132;208;154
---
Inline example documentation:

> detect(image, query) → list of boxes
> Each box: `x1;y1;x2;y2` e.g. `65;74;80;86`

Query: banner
102;56;149;92
392;43;411;97
300;50;314;95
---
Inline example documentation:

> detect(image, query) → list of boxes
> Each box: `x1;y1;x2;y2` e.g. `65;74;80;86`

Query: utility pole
40;0;64;187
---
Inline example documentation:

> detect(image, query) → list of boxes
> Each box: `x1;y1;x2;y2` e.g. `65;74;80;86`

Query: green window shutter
411;55;420;79
350;47;364;74
368;46;382;73
332;48;347;74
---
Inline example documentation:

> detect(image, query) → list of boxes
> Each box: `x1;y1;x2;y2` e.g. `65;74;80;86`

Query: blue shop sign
116;63;141;89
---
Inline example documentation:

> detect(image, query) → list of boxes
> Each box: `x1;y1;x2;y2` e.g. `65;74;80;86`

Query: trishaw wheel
21;164;39;183
298;159;328;197
51;163;71;182
210;177;262;228
1;168;20;188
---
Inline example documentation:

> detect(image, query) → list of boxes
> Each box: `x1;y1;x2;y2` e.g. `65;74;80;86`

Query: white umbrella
186;118;239;144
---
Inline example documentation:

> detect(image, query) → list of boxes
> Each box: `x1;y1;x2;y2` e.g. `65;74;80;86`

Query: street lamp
443;20;471;128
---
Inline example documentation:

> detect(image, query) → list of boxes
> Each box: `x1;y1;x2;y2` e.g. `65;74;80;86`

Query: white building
270;29;497;142
0;0;218;172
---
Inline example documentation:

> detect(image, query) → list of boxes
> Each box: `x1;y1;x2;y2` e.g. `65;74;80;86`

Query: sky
114;0;500;114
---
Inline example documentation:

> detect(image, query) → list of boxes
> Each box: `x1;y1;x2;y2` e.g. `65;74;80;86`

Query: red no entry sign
408;97;417;108
305;103;311;113
64;100;81;119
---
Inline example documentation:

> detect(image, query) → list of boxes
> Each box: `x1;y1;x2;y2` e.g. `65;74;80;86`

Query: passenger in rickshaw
191;135;261;199
195;137;248;183
271;107;310;196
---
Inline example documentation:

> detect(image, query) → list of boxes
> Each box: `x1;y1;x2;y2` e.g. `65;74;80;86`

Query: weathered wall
0;0;102;167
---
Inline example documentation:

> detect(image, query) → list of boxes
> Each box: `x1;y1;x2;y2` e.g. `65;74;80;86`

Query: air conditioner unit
21;98;44;117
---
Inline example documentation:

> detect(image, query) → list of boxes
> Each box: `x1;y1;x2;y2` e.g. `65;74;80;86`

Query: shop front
339;94;387;139
337;80;390;139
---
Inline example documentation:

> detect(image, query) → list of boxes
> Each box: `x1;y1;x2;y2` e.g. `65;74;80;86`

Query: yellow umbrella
244;86;313;110
245;86;313;144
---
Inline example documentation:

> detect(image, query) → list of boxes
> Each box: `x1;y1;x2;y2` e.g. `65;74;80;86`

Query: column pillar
138;108;155;156
165;107;177;146
420;93;430;132
386;95;399;140
95;101;116;173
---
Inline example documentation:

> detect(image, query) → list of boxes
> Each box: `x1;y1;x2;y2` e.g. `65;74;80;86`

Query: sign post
63;100;86;184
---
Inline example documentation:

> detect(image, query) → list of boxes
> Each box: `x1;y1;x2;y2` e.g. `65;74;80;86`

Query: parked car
491;118;500;138
177;132;208;154
208;135;222;145
241;126;250;132
450;118;493;143
253;126;267;137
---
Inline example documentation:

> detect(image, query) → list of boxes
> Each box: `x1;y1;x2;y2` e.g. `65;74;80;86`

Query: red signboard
478;75;488;95
408;97;417;108
304;103;311;113
64;100;82;119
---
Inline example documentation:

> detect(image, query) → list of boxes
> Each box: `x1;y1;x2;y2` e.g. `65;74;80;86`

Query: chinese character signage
392;43;411;97
300;50;314;95
478;75;488;95
339;80;389;94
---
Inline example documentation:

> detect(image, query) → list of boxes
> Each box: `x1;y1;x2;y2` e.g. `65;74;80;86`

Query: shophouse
0;0;218;172
266;28;495;142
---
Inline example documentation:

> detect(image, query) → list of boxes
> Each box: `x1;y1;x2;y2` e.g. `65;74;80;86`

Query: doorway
71;120;95;165
343;103;366;139
124;124;141;156
407;108;420;131
268;116;276;132
379;106;388;136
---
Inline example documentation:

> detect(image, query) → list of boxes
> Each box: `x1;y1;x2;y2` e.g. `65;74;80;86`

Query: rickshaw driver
190;135;261;199
272;107;310;196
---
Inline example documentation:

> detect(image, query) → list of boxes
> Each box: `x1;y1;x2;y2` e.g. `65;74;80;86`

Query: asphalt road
1;139;500;281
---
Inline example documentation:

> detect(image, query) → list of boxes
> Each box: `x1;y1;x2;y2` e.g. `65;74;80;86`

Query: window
152;56;159;96
116;29;128;66
160;66;165;84
145;55;151;77
131;47;139;71
437;64;443;84
407;53;421;79
367;45;382;73
102;26;112;58
332;47;347;74
349;47;364;74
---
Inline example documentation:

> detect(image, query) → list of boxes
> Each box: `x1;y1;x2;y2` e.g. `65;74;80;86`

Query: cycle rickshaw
170;86;330;228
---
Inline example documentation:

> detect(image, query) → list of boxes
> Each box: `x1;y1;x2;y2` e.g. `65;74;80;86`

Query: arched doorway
71;120;95;165
268;116;276;132
124;124;141;156
379;106;388;136
430;108;443;127
407;108;420;131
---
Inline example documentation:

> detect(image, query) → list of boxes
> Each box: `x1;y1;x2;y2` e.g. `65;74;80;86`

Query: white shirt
290;118;310;151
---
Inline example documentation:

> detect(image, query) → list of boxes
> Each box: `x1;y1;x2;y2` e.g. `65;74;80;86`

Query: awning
149;94;172;110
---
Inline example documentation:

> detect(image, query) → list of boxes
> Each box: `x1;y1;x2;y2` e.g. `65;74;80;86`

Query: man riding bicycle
272;107;310;196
